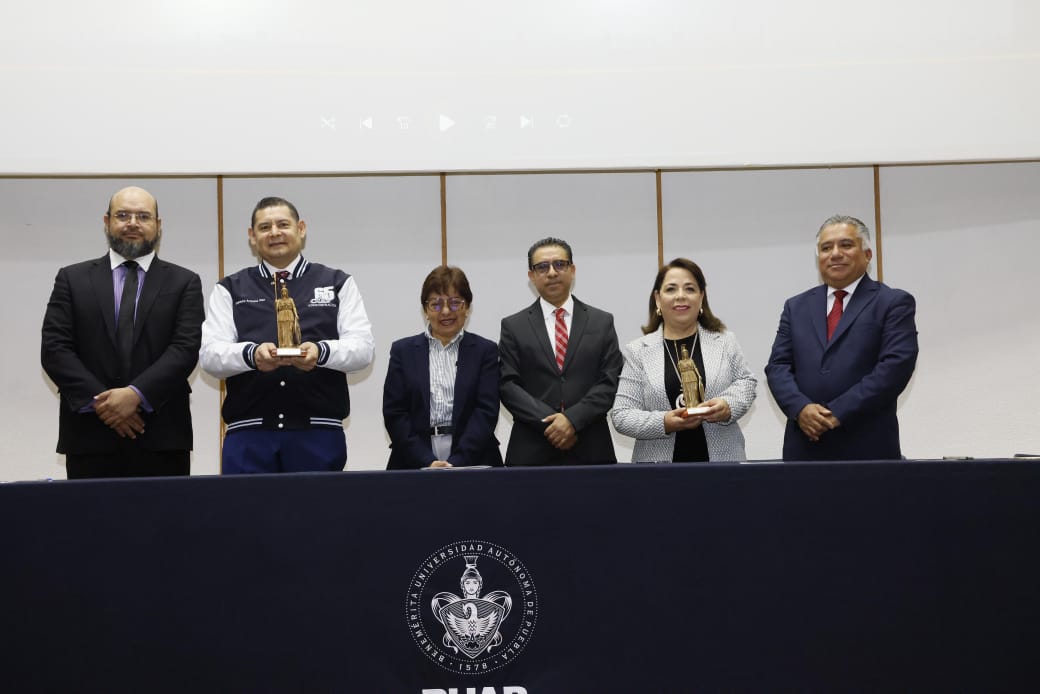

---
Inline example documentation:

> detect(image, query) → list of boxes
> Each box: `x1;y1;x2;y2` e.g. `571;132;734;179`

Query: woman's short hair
420;266;473;306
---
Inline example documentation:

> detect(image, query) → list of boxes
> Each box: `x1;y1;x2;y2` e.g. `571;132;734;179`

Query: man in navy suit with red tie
765;215;919;461
41;186;205;479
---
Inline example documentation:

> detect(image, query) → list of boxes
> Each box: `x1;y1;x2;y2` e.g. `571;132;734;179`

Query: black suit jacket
499;297;622;465
383;331;503;469
41;254;205;455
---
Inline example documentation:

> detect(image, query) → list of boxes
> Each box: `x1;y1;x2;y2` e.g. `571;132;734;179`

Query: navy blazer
382;331;503;469
41;254;204;455
765;275;918;461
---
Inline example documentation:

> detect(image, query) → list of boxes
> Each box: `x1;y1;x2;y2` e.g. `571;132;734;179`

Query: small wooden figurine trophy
677;344;708;415
274;278;302;356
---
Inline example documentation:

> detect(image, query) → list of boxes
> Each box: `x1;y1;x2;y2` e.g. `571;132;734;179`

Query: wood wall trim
655;170;664;267
3;157;1037;181
216;175;226;470
440;173;448;265
873;165;883;283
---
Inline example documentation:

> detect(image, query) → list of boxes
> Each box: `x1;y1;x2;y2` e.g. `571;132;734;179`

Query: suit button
277;423;284;429
280;381;286;387
278;413;284;419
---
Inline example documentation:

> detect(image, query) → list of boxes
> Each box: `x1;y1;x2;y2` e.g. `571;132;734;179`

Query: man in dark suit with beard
41;186;204;478
499;237;623;466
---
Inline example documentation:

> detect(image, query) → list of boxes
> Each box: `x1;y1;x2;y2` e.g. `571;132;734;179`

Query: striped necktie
554;307;568;371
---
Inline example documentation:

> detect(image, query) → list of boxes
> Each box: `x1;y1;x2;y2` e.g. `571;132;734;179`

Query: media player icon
439;114;455;132
360;117;373;129
520;115;534;129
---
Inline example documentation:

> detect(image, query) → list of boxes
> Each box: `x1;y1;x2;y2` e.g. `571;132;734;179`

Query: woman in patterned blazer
611;258;757;463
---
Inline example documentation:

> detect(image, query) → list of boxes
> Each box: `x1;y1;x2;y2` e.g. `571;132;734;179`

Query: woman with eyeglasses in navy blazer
382;266;503;469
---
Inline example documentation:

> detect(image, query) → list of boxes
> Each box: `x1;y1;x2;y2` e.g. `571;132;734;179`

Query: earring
699;307;704;315
655;307;662;316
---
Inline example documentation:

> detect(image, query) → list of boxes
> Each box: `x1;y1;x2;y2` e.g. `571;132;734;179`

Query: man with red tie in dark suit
765;215;919;461
499;237;623;466
41;186;205;479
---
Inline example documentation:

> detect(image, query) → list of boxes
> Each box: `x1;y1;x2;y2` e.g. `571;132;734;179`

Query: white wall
3;2;1038;173
881;162;1040;459
10;162;1040;480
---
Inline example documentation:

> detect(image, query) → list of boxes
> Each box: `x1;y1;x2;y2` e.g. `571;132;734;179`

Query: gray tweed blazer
611;326;757;462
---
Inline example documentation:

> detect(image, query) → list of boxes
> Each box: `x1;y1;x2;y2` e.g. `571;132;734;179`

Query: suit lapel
699;329;722;398
452;334;473;424
645;332;670;410
809;285;829;348
828;276;878;347
524;300;557;370
90;256;118;346
562;298;589;373
132;259;164;347
411;335;431;415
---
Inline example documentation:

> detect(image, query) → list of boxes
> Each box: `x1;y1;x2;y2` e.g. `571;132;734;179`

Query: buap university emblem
407;541;538;674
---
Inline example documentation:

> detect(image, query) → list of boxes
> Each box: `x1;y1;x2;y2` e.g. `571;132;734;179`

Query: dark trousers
221;429;347;474
66;449;190;479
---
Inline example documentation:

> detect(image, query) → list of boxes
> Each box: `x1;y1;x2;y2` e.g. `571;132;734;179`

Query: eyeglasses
530;259;572;274
111;211;155;223
426;297;467;312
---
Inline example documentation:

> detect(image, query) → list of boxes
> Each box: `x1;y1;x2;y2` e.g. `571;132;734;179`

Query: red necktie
554;307;568;371
827;289;847;341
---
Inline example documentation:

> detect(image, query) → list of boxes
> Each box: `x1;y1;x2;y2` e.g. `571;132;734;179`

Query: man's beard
106;230;157;260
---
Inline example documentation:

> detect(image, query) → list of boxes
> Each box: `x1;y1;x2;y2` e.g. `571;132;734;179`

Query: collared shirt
109;249;154;319
262;256;302;278
827;274;866;315
426;326;463;427
538;295;574;349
